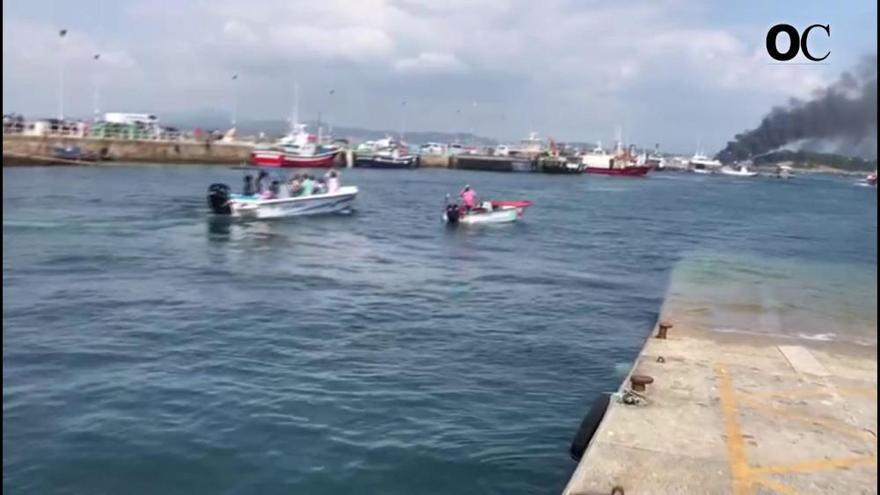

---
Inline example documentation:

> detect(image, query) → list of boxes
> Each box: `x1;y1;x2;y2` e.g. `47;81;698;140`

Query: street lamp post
231;74;239;128
58;29;67;120
400;100;408;141
93;54;101;122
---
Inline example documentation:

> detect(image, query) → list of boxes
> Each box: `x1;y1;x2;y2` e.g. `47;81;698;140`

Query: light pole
327;89;335;136
400;100;407;141
470;101;478;145
231;74;239;128
58;29;67;120
93;54;101;122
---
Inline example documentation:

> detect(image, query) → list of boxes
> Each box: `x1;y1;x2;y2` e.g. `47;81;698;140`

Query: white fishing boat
208;184;357;220
689;151;722;174
720;164;758;177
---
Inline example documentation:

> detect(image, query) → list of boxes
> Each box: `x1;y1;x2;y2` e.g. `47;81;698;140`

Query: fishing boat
248;123;340;168
539;139;583;174
689;152;722;174
581;143;650;176
720;164;758;177
443;199;532;225
248;85;341;168
354;137;417;169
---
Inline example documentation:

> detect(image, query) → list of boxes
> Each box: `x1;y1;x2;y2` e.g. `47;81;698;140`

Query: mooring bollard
630;374;654;392
656;321;672;339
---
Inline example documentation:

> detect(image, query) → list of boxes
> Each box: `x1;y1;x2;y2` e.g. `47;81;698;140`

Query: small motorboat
866;171;877;187
773;164;794;179
49;145;99;164
208;185;358;219
443;199;532;225
720;165;758;177
207;168;357;220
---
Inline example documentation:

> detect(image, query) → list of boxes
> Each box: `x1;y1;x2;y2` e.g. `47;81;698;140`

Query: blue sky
3;0;876;152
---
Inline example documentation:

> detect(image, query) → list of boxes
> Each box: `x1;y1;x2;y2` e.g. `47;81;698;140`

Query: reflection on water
666;250;877;345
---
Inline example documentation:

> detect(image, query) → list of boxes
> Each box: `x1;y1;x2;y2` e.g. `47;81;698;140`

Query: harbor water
3;166;876;494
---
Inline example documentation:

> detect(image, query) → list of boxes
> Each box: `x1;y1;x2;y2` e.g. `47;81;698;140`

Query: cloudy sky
2;0;876;151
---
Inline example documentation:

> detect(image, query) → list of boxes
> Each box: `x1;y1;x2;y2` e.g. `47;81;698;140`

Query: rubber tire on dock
569;393;611;461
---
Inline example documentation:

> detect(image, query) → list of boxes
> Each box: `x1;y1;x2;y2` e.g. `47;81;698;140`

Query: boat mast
290;82;300;134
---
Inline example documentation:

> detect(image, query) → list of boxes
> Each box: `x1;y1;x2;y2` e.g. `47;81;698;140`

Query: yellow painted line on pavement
750;477;800;495
749;455;877;476
716;362;752;495
738;396;878;444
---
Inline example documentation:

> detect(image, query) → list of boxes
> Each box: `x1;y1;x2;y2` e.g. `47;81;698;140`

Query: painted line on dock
717;360;877;495
738;395;878;444
716;362;752;495
749;456;877;477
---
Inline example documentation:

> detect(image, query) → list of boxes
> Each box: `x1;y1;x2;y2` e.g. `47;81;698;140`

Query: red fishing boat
248;124;339;168
580;143;650;176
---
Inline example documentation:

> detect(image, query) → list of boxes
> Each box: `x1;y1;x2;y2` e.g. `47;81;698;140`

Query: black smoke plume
717;55;877;163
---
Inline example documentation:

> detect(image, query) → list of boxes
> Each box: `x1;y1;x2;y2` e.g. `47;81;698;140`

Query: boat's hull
584;165;650;176
445;208;519;224
354;155;417;169
720;168;758;177
227;187;358;219
248;150;338;168
455;155;537;173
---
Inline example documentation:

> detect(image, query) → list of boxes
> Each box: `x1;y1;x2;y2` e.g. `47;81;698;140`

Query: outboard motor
207;183;232;215
444;203;461;224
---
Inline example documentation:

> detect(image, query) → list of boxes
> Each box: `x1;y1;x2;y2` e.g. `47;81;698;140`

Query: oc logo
766;24;830;62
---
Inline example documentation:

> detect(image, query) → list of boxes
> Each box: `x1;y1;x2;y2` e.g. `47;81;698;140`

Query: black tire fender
569;393;611;461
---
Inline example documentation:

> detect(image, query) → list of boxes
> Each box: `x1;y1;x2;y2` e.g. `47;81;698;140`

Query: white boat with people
443;185;533;225
207;168;357;220
720;164;758;177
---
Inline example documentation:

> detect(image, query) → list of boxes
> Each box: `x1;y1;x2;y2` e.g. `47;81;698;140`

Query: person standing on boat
460;185;477;212
256;170;270;194
242;174;255;196
326;170;341;194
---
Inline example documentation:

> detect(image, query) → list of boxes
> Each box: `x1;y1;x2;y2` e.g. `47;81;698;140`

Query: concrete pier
564;262;877;495
3;135;252;164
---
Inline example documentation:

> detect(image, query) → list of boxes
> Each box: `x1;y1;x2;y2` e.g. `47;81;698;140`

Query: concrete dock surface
563;323;877;494
564;262;877;495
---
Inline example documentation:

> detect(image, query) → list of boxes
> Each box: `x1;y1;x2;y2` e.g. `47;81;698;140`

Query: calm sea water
3;166;876;494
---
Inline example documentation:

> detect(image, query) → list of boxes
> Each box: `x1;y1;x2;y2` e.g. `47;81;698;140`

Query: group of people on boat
242;170;341;200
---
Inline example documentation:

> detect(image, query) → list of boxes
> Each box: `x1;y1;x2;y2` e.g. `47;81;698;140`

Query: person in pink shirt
460;185;477;211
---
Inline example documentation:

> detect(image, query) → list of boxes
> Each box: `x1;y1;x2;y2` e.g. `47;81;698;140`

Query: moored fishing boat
354;138;417;169
581;143;650;176
689;152;722;174
248;123;340;168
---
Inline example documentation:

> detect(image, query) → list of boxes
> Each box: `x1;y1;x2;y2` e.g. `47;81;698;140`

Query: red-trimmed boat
249;124;340;168
580;143;650;176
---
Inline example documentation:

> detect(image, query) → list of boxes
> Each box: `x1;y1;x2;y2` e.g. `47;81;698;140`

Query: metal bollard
630;374;654;392
656;321;672;339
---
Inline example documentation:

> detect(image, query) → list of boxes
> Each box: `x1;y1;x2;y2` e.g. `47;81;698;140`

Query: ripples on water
3;166;876;494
